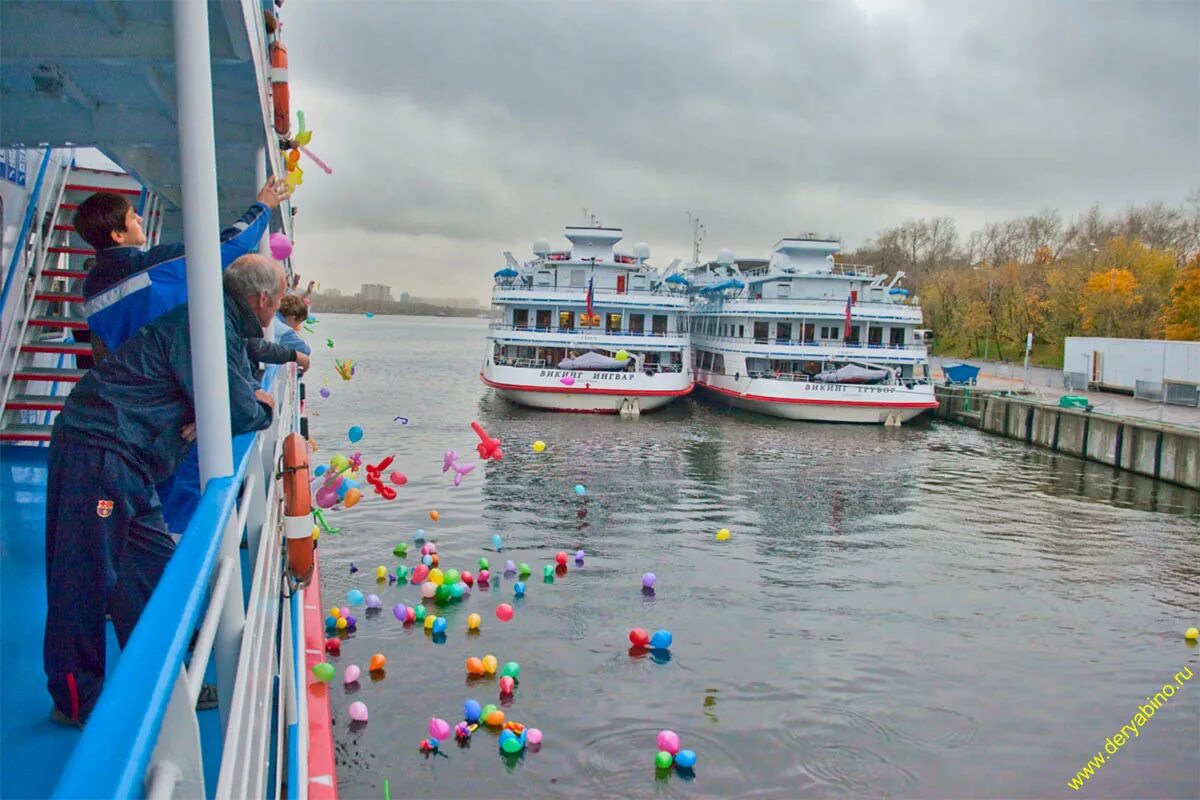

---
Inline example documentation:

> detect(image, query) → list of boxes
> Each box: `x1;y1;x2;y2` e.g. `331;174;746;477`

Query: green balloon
478;557;490;571
518;562;532;577
393;543;408;557
499;661;521;679
435;584;452;602
655;751;674;769
444;568;460;585
480;704;498;722
395;565;409;579
543;564;554;577
311;662;335;682
501;736;524;754
414;604;427;621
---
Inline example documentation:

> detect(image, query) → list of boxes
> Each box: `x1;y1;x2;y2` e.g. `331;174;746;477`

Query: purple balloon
642;572;656;589
366;594;382;609
392;604;407;621
319;387;331;398
575;549;585;563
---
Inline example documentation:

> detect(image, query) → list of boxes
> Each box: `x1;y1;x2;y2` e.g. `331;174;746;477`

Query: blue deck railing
52;364;296;798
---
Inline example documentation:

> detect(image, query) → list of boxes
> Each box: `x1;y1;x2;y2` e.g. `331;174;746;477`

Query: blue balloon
498;729;516;745
414;529;427;542
348;425;364;443
346;589;364;605
314;465;327;477
675;749;697;768
324;615;337;629
574;484;586;496
513;581;526;596
449;582;465;599
432;617;448;634
492;534;503;550
464;699;482;722
422;554;433;566
650;629;673;650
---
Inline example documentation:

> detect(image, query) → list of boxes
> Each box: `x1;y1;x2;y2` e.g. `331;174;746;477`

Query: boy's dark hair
279;294;308;323
74;193;133;250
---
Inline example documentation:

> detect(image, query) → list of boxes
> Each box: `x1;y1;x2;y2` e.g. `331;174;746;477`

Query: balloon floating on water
642;572;656;589
655;751;674;769
492;534;503;551
344;664;361;684
429;717;451;740
532;440;546;453
365;312;375;318
347;425;364;443
464;699;482;722
575;549;585;563
496;603;514;622
467;613;481;631
319;387;331;398
349;702;368;723
311;662;334;682
574;484;586;496
346;589;364;605
716;528;731;541
657;730;681;755
369;653;387;671
555;551;568;566
675;749;697;769
513;581;526;597
629;628;650;647
1185;627;1199;641
650;629;673;650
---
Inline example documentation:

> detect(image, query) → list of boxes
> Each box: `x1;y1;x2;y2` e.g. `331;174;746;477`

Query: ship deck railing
492;357;685;374
45;365;307;799
694;334;928;351
736;370;931;388
489;323;683;338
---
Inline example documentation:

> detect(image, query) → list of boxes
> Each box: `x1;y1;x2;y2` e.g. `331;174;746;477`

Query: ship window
536;309;552;329
890;327;905;345
738;325;745;338
848;326;860;343
700;351;713;370
820;326;836;339
868;326;883;345
630;314;644;333
607;313;622;332
513;309;529;329
776;323;792;341
712;353;725;373
753;321;769;343
570;269;586;288
652;315;668;334
559;311;575;330
802;323;814;342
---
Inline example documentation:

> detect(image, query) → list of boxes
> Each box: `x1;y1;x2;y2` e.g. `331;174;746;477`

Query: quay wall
933;386;1200;490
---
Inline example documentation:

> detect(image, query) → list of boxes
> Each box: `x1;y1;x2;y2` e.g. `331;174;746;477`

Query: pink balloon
427;543;438;554
499;676;515;695
656;730;681;755
526;728;543;745
389;471;408;486
420;544;432;556
420;581;437;598
349;701;368;722
560;376;575;386
269;232;293;261
495;603;514;622
315;488;337;508
478;569;490;583
429;717;451;739
344;665;361;684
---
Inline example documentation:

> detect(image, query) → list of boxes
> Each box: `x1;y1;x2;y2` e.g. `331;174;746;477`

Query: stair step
65;183;141;197
20;342;91;356
47;246;95;256
13;367;86;383
60;203;80;211
43;269;89;279
53;223;76;232
7;394;67;412
28;317;89;330
34;292;86;303
0;425;54;443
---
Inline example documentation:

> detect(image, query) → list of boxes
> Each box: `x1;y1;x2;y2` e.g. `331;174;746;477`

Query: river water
306;314;1199;799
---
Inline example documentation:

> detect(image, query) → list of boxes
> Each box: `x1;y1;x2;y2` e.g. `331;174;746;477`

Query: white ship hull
696;371;936;423
481;363;693;413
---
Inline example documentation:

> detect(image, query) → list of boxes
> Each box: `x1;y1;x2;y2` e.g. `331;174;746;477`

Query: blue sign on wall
1;149;28;187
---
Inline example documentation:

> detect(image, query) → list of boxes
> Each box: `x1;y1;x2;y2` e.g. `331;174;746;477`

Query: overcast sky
282;0;1199;301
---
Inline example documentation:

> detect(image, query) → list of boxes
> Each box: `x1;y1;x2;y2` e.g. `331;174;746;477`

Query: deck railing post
215;510;247;736
172;0;234;483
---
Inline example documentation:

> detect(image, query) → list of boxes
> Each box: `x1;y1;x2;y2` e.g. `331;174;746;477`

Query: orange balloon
485;709;505;726
344;488;362;509
369;653;387;671
430;553;439;567
466;657;485;675
429;510;439;522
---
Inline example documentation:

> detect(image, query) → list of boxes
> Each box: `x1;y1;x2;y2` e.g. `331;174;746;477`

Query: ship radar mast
687;211;705;264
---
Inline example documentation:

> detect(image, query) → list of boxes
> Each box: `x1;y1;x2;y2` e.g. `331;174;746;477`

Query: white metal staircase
0;156;161;443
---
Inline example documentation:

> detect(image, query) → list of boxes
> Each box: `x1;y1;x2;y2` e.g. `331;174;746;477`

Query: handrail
0;149;53;320
53;365;289;798
691;333;929;351
488;323;684;338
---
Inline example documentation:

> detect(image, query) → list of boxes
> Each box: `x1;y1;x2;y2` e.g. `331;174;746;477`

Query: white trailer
1063;337;1200;405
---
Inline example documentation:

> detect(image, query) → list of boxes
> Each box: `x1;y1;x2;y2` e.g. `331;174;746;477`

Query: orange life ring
271;41;290;136
281;431;314;583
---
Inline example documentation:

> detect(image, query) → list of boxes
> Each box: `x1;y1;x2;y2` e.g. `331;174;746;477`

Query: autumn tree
1079;268;1142;337
1161;255;1200;340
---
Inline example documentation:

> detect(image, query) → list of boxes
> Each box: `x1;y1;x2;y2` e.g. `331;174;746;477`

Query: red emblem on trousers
96;499;114;518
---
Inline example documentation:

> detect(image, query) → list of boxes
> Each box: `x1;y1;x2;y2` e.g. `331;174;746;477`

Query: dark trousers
156;443;202;536
43;437;176;723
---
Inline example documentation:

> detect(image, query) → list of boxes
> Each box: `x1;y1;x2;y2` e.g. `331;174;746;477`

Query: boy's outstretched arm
216;177;294;266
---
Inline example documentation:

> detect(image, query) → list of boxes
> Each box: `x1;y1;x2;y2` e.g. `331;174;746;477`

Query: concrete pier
934;386;1200;490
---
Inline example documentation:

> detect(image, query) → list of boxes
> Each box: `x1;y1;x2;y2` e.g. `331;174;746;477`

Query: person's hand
305;280;316;297
295;352;311;371
291;273;301;289
255;389;276;410
256;176;294;210
181;423;197;442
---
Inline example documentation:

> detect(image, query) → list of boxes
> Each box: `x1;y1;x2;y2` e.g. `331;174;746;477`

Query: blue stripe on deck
0;445;223;797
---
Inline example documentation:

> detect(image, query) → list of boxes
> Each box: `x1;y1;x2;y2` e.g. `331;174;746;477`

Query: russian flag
844;293;853;339
586;275;595;320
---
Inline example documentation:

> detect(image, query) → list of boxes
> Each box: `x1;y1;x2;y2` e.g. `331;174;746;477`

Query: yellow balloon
311;525;320;541
375;565;387;580
335;617;348;630
286;166;303;187
424;615;436;630
429;568;444;586
1187;627;1199;642
615;349;629;361
532;440;547;453
294;129;313;146
481;654;498;675
330;455;348;472
715;528;731;541
467;613;481;631
329;606;341;618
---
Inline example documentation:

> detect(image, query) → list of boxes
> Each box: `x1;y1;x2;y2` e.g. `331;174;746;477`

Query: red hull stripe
480;374;694;397
701;382;938;408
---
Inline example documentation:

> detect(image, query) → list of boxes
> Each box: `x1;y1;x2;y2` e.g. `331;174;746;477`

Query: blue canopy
494;268;519;278
889;287;910;296
664;274;689;285
698;279;745;293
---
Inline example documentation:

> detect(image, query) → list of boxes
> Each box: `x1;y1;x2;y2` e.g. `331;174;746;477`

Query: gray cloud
280;0;1199;301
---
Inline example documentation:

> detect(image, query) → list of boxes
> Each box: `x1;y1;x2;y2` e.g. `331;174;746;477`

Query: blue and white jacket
82;202;271;350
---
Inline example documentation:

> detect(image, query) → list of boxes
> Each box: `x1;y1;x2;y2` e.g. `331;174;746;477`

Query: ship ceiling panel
1;0;275;222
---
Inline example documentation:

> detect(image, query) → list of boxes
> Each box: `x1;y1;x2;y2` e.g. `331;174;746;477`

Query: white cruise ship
480;226;693;414
687;237;937;424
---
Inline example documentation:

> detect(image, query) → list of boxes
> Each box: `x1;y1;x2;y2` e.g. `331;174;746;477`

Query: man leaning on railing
42;255;285;727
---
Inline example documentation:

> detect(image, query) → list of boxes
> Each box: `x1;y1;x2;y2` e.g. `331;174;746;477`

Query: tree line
840;193;1200;365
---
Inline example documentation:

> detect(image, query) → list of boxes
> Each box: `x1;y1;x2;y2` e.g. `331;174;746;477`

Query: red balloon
461;571;474;587
324;637;341;655
496;603;514;622
555;551;568;566
629;628;650;647
389;471;408;486
411;564;430;584
499;675;515;695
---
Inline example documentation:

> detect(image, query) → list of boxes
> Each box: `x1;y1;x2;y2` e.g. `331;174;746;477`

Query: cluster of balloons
449;696;542;755
654;729;698;771
312;453;362;509
629;628;673;651
324;606;357;632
